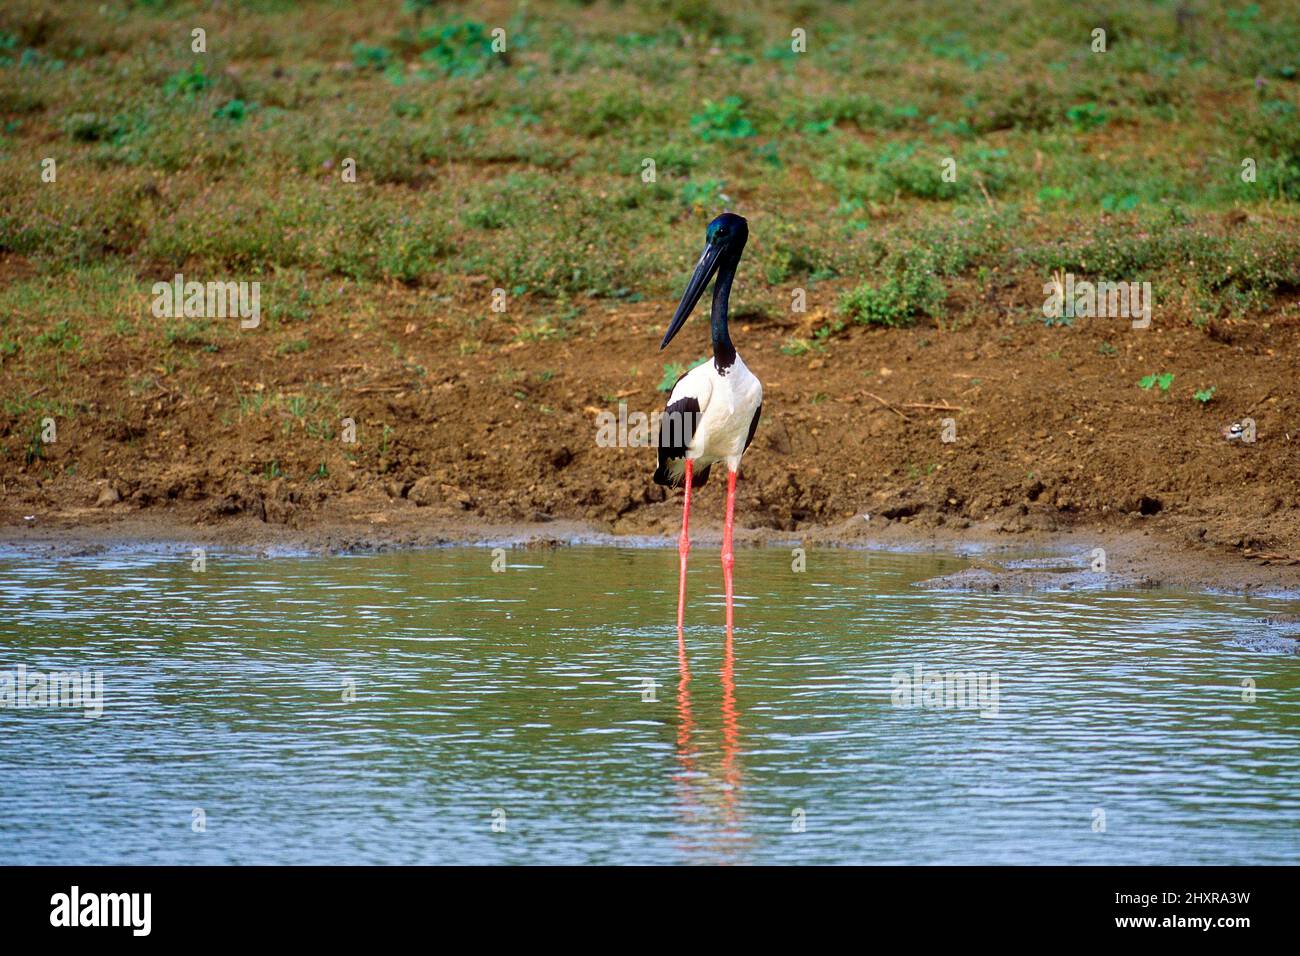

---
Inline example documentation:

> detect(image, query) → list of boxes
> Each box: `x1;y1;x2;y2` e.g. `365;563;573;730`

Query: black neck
710;247;742;370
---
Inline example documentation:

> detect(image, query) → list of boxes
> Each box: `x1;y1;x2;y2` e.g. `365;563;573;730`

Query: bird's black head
660;213;749;350
704;211;748;248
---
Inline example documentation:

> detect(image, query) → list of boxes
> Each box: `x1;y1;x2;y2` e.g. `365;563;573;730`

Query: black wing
743;402;762;451
653;396;711;488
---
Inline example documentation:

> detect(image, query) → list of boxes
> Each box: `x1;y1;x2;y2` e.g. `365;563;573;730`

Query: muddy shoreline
4;500;1299;599
6;257;1299;600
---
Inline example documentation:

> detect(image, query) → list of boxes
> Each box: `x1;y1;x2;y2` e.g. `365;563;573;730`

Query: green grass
839;262;946;328
0;0;1295;332
657;357;708;391
689;97;756;141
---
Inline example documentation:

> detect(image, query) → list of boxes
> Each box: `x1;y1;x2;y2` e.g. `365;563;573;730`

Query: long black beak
660;241;724;350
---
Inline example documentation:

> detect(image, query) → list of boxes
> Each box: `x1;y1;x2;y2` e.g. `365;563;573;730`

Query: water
0;545;1297;865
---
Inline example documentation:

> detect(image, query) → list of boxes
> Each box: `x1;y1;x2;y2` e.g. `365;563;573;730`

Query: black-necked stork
654;212;763;638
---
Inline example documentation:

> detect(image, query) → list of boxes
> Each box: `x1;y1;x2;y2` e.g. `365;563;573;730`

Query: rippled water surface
1;546;1297;865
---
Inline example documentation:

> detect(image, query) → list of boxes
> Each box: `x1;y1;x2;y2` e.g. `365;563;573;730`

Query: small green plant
1138;372;1175;392
689;97;756;141
657;362;685;391
238;391;269;418
925;33;1005;70
284;395;310;419
680;178;725;209
839;261;944;327
753;142;782;167
513;316;569;342
25;422;45;465
1193;386;1217;404
657;357;708;391
813;321;844;343
1066;102;1107;131
163;63;211;98
1101;193;1140;212
404;0;437;25
418;21;501;78
351;43;394;70
463;203;508;230
213;99;249;122
34;319;80;352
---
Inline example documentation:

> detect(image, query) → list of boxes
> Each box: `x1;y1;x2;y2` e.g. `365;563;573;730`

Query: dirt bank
4;271;1300;594
4;272;1300;592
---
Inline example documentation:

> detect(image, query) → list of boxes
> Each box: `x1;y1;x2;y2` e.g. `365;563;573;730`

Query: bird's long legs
676;459;693;640
722;466;737;638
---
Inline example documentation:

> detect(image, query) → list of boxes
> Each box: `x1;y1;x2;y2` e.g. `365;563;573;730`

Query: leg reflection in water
672;627;749;862
719;627;740;828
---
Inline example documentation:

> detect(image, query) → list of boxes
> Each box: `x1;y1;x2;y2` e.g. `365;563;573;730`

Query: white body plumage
661;353;763;484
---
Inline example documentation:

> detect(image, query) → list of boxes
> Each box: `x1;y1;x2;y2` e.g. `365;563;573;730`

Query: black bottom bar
0;865;1288;942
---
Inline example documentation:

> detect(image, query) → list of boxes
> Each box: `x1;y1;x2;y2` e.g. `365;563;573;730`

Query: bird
654;212;763;640
1221;420;1251;442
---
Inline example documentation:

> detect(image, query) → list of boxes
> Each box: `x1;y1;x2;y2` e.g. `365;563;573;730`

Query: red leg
676;459;693;640
722;466;737;637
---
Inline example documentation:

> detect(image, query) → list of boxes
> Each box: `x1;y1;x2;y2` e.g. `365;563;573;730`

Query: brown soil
2;262;1299;594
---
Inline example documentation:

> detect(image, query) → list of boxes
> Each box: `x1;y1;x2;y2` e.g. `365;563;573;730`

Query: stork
654;212;763;639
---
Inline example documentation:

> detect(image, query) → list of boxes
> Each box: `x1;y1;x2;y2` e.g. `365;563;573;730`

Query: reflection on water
0;545;1297;865
673;624;748;862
